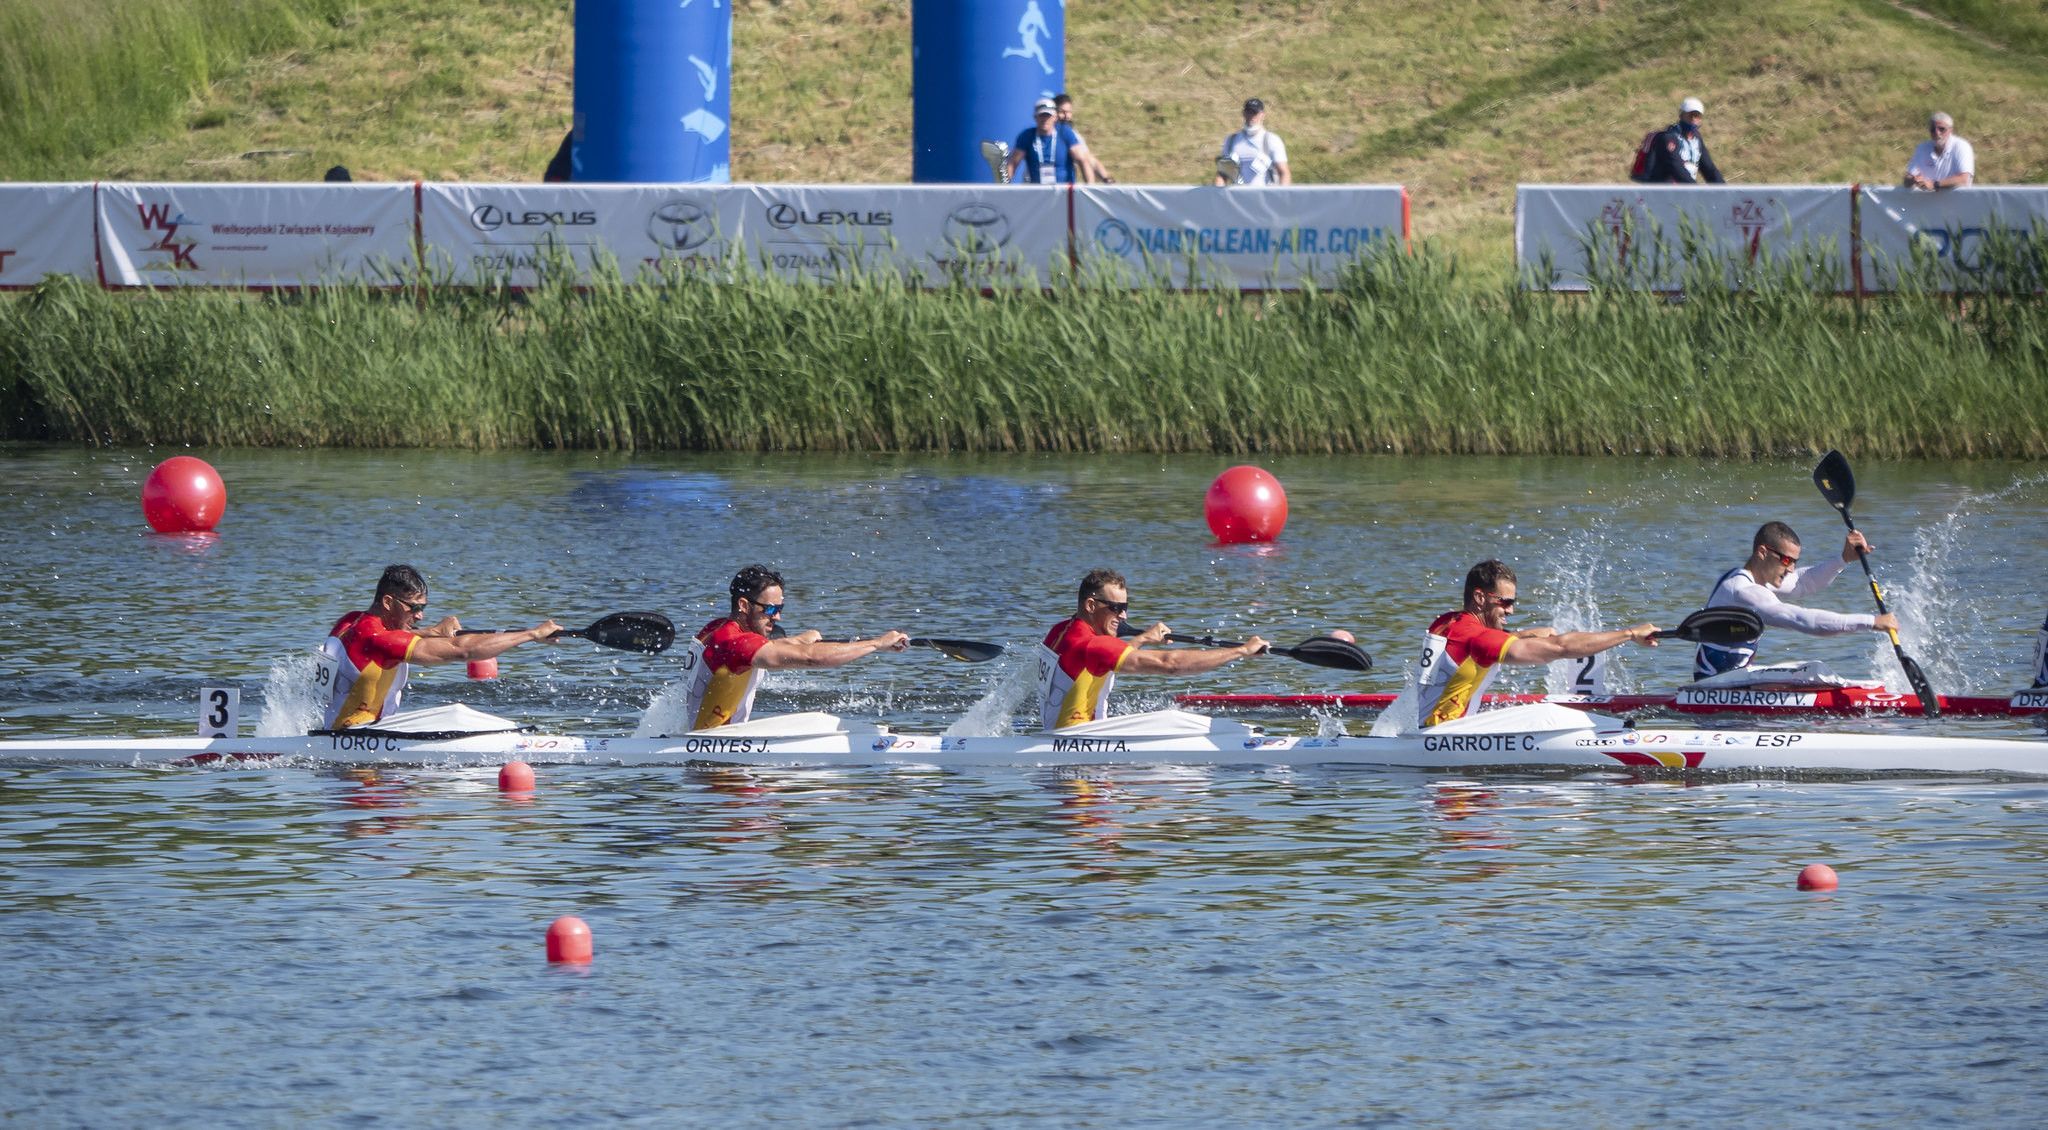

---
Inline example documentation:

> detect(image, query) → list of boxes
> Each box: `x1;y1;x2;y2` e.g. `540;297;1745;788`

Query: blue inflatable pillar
912;0;1064;183
574;0;731;183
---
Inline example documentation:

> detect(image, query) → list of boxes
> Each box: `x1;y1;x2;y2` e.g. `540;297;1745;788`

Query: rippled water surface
3;448;2046;1124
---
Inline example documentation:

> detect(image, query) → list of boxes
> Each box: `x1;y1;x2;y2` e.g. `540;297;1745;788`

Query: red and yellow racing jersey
1037;617;1135;730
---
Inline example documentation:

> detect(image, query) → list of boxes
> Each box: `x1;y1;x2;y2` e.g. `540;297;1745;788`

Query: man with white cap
1004;96;1092;185
1643;97;1725;184
1215;97;1292;186
1904;112;1975;190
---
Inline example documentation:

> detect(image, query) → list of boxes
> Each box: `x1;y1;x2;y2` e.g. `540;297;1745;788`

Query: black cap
1243;98;1265;114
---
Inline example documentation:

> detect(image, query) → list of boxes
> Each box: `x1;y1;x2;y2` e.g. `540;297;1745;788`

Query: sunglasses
397;597;427;614
1774;552;1799;567
1089;594;1130;615
747;599;784;618
1490;595;1517;610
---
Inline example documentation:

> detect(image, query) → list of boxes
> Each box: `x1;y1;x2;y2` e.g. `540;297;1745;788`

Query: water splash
256;651;323;737
946;656;1036;737
1886;472;2048;694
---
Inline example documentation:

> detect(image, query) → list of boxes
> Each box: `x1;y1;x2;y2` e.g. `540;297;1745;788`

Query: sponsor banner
1075;186;1409;289
1856;186;2048;292
1515;185;1851;291
420;183;742;285
98;183;415;287
722;185;1068;287
0;184;96;287
419;184;1069;288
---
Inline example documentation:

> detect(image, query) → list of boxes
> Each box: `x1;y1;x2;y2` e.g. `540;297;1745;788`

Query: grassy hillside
3;0;2047;279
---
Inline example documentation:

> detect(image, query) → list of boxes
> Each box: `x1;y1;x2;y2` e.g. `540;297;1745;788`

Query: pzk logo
646;200;715;252
764;202;891;230
137;202;199;269
1727;198;1771;262
470;204;598;232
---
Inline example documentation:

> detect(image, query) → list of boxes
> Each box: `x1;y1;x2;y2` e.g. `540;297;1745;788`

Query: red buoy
1796;864;1839;891
498;761;535;792
546;916;593;963
467;658;499;680
141;456;227;534
1204;465;1288;544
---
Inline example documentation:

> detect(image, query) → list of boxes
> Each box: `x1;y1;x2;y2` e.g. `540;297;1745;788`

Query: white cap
1680;97;1705;115
1033;98;1057;116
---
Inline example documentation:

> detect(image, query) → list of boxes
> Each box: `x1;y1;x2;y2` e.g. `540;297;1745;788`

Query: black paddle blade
1273;636;1374;672
1899;652;1942;717
913;638;1005;663
1813;450;1855;514
1654;607;1764;647
578;612;675;654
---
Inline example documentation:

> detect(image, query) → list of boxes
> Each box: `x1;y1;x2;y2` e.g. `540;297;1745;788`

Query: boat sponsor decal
1051;737;1130;754
514;737;608;752
1421;734;1539;754
941;737;970;751
872;736;900;752
1678;689;1822;708
1605;750;1707;769
2012;690;2048;710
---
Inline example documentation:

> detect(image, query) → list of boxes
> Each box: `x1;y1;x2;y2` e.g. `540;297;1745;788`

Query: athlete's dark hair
729;564;785;612
1054;92;1074;106
375;564;427;602
1078;568;1126;609
1463;559;1516;608
1754;521;1800;553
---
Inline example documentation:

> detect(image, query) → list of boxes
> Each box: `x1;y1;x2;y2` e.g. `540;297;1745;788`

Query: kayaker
681;564;909;731
1416;559;1658;728
1695;522;1895;679
1038;569;1268;730
320;564;561;729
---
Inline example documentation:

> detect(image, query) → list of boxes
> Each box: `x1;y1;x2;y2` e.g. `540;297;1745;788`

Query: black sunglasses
397;597;427;614
1089;594;1130;614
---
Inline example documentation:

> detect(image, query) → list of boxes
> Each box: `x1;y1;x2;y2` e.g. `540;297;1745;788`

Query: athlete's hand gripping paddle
1812;450;1940;716
1119;624;1373;672
461;612;675;654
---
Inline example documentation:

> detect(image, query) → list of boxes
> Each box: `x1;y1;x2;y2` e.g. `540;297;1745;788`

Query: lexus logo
470;204;598;232
764;202;893;230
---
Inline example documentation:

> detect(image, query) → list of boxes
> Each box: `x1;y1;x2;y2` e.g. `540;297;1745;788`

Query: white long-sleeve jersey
1695;559;1875;678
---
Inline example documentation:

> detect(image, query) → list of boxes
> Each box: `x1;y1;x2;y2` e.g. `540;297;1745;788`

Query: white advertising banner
1516;185;1852;291
721;185;1070;288
420;183;743;285
0;184;96;287
1856;186;2048;291
97;183;415;287
1073;185;1409;289
420;184;1070;288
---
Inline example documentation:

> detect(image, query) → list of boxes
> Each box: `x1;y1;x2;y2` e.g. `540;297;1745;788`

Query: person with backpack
1630;97;1725;184
1215;98;1292;186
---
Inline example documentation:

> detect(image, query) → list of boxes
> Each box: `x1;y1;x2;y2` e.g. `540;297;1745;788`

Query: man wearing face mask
1643;97;1725;184
1215;97;1292;186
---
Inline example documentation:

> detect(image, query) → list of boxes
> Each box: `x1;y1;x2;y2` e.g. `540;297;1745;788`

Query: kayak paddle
1120;624;1374;672
774;627;1005;663
1652;607;1763;647
1812;449;1941;716
461;611;675;654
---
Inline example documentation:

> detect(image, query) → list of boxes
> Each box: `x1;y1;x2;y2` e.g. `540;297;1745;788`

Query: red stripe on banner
92;182;107;290
1401;187;1413;252
1065;183;1077;275
1850;183;1864;299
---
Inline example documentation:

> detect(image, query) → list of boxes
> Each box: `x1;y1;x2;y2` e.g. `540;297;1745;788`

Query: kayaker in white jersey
1037;569;1267;730
1695;521;1897;679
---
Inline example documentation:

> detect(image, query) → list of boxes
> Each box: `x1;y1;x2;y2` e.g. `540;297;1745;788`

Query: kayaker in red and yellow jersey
1415;559;1659;728
680;564;909;731
319;564;560;729
1037;568;1268;730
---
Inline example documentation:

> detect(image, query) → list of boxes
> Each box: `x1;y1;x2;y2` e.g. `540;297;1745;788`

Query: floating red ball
1204;465;1288;544
546;915;593;963
1796;864;1839;891
498;761;535;792
141;456;227;534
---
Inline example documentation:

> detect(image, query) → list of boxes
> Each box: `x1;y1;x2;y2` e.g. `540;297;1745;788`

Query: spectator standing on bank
1004;97;1093;185
1904;112;1974;190
1640;97;1725;184
1215;97;1291;186
1054;93;1115;183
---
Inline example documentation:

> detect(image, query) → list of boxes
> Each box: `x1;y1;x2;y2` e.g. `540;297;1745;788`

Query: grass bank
4;245;2042;457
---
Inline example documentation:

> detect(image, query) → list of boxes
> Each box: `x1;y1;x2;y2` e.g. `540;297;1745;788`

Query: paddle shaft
1820;463;1940;715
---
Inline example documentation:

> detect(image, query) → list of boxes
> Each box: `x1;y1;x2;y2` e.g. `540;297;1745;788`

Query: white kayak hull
3;705;2046;776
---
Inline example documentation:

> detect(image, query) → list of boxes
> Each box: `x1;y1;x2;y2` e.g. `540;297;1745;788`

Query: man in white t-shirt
1215;97;1291;186
1904;112;1975;190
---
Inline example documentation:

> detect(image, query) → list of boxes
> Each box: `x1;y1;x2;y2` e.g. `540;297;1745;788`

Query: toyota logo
647;199;714;251
943;203;1011;258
